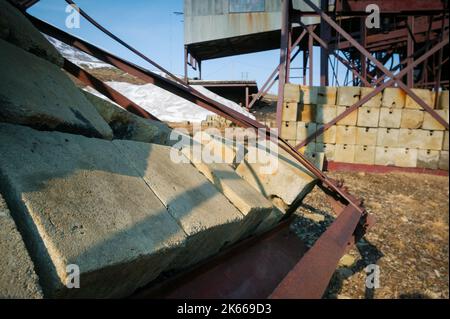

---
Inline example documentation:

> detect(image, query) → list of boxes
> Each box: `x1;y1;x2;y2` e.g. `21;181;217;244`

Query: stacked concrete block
357;107;380;127
379;108;402;128
401;109;424;129
361;87;382;108
281;84;448;170
337;87;361;106
405;88;434;109
382;88;406;108
422;110;448;131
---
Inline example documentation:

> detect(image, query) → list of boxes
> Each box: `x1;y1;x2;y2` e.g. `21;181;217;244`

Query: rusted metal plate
132;220;307;299
270;205;362;299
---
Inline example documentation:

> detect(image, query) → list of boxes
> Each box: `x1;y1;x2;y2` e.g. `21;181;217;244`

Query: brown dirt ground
291;171;449;299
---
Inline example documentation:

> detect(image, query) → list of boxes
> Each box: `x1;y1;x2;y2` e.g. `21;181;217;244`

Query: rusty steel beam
295;34;449;149
247;29;308;109
270;204;364;299
303;0;449;130
63;59;160;121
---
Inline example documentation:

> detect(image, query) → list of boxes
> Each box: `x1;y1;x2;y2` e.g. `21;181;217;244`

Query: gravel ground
291;171;449;299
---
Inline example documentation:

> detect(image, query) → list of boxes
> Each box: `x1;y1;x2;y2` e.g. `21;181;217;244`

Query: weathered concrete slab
83;91;172;144
377;128;400;147
400;109;424;129
422;130;445;151
280;121;297;140
298;104;316;122
113;140;245;270
335;125;357;145
361;87;382;108
316;124;337;144
284;83;300;102
379;108;402;128
439;151;449;170
422;110;448;131
235;141;318;208
180;145;273;238
443;131;449;151
417;150;440;169
0;194;43;299
316;86;337;105
382;88;406;108
375;146;399;166
296;122;317;142
0;39;113;139
354;145;376;165
316;143;335;161
395;148;418;168
337;87;360;106
405;89;433;110
281;102;298;122
335;144;355;163
357;107;380;128
0;123;186;298
337;106;358;126
356;127;378;146
315;105;337;124
0;0;63;66
438;91;449;110
397;129;425;149
299;86;318;104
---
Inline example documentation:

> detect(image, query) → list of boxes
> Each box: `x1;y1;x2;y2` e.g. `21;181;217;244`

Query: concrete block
417;149;440;170
398;129;426;149
115;140;247;270
280;121;297;140
400;109;424;129
357;107;380;128
315;105;337;124
0;123;187;298
375;146;399;166
316;143;335;161
189;131;239;164
304;151;325;171
379;107;402;128
354;145;376;165
297;104;316;122
335;125;357;145
337;87;361;106
236;141;318;207
281;102;298;121
405;89;434;110
395;148;418;168
337;106;358;126
443;131;449;151
0;0;63;66
316;124;337;144
438;91;449;110
0;39;113;139
284;83;300;102
422;130;445;151
296;122;317;142
422;110;448;131
361;87;382;107
83;91;172;144
356;127;378;146
181;147;273;238
299;86;318;104
439;151;449;170
316;86;337;105
382;88;406;108
377;128;400;147
0;194;43;299
334;144;356;163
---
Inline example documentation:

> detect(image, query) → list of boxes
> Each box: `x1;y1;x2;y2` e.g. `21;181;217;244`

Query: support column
407;16;415;88
320;0;330;86
184;45;188;82
276;0;291;130
308;27;314;86
360;18;367;87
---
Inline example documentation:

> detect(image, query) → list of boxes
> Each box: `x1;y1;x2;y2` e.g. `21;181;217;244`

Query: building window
229;0;265;13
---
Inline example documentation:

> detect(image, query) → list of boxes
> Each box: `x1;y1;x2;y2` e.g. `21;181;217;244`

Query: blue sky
29;0;343;92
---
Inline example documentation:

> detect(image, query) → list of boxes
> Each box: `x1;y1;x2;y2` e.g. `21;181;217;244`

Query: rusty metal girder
334;0;448;15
